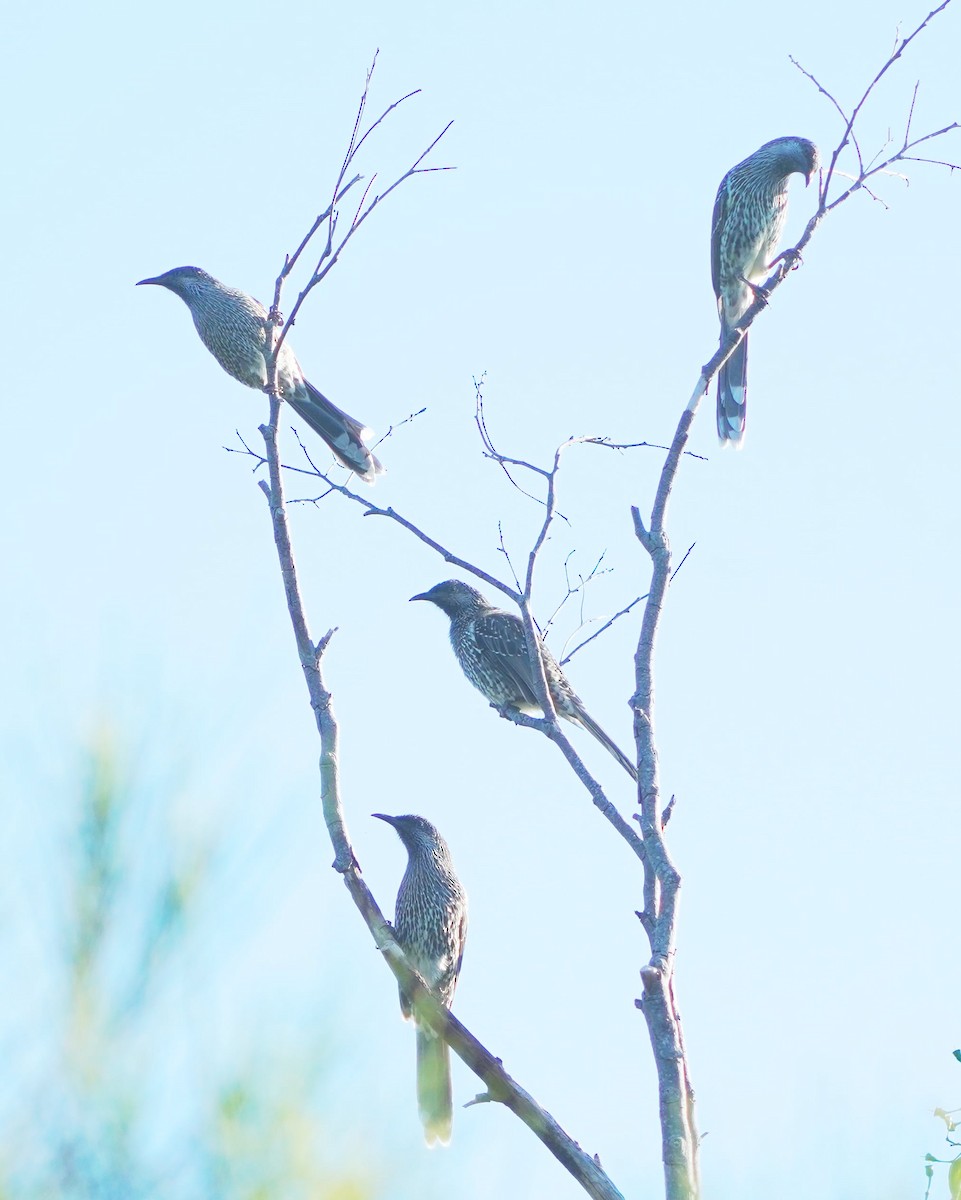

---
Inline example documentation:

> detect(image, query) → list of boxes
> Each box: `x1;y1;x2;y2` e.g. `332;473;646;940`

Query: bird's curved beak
136;275;162;287
409;592;430;603
372;812;397;826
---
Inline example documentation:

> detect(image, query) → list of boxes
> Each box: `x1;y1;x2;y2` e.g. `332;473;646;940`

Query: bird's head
373;812;445;855
796;137;820;186
762;136;820;186
409;579;487;618
136;265;217;300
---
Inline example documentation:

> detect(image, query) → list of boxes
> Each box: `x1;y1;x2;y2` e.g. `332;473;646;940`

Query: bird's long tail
716;332;748;447
416;1027;453;1146
574;706;638;782
285;380;385;484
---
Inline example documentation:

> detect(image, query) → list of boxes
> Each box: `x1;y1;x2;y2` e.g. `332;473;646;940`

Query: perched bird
411;579;637;781
374;812;468;1146
711;136;819;446
137;265;384;482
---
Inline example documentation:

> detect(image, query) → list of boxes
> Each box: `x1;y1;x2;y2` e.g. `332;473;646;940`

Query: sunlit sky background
2;0;959;1196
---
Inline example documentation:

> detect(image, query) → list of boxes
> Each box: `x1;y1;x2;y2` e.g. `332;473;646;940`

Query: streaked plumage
374;813;467;1146
411;579;637;781
137;266;383;482
711;137;819;446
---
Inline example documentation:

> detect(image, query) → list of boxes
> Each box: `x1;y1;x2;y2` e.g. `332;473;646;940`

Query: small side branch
493;706;646;861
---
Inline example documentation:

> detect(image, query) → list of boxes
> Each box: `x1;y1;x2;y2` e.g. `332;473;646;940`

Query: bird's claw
737;275;771;307
770;247;803;274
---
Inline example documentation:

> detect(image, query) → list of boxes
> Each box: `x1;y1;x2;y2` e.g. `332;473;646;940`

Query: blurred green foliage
0;734;381;1199
925;1077;961;1200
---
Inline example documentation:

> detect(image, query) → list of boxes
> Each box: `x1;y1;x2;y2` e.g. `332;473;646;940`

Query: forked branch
271;54;454;355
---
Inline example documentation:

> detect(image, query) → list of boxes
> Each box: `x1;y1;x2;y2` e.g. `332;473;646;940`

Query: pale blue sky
2;0;959;1196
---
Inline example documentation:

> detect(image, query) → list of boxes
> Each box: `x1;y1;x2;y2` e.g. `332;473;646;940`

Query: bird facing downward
410;579;637;782
136;266;384;483
711;136;819;446
374;812;467;1147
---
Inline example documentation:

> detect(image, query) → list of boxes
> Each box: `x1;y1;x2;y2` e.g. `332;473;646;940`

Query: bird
410;579;637;781
373;812;468;1146
711;136;819;446
136;265;384;482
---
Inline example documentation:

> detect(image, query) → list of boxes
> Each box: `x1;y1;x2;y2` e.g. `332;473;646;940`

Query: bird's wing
472;613;542;709
710;174;730;301
450;910;468;998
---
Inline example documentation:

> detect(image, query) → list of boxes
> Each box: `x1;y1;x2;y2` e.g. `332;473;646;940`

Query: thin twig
561;595;646;666
496;522;525;594
543;552;610;640
475;378;552;503
271;56;454;356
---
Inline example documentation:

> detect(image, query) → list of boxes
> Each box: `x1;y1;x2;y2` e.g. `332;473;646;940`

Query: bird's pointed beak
136;275;163;287
372;812;396;826
409;592;430;603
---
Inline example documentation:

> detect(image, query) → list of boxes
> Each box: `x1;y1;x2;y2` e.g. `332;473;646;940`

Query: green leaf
947;1154;961;1200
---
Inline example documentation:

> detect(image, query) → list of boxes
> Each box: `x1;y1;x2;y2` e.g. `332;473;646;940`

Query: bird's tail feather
575;708;638;782
416;1028;453;1146
716;334;748;447
285;380;385;484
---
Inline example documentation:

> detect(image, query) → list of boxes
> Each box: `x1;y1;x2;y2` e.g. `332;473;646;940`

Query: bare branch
628;396;701;1198
475;377;553;502
561;594;646;666
258;277;626;1200
523;440;579;602
269;56;453;357
256;410;352;872
281;430;648;619
647;17;958;1195
489;705;645;859
475;378;681;502
899;153;961;169
585;437;709;461
543;551;611;641
905;80;920;146
789;54;854;141
256;239;633;1200
259;366;628;1199
816;0;954;199
496;522;525;595
241;19;956;1199
276;173;364;292
225;430;268;471
557;542;694;666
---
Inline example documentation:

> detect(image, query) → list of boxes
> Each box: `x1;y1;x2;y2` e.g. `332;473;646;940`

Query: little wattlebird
374;812;467;1146
711;136;819;446
136;266;384;482
411;579;637;782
